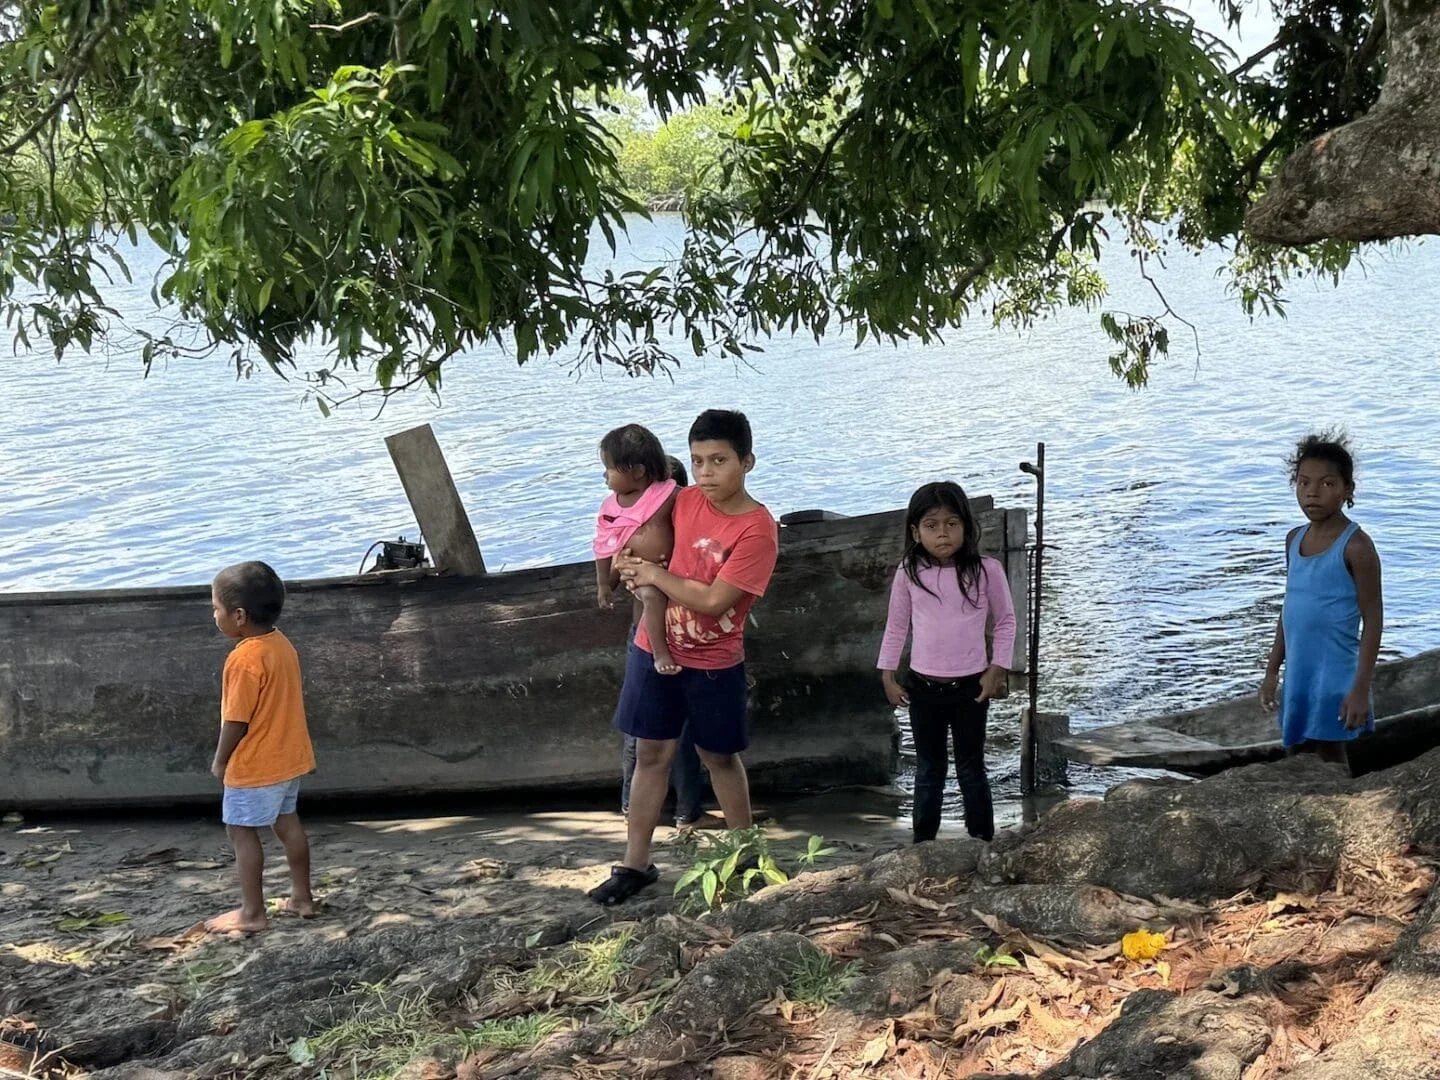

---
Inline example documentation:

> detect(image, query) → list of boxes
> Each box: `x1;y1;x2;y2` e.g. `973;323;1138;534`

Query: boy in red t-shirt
591;410;779;904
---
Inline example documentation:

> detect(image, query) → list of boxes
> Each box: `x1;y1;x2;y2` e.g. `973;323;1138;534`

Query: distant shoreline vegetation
605;99;736;213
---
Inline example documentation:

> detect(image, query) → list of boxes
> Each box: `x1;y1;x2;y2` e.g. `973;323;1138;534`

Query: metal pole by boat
1019;442;1046;794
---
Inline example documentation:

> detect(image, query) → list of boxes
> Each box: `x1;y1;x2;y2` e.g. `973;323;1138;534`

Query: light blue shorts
222;777;301;827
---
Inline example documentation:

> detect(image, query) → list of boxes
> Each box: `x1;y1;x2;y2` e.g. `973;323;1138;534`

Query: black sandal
587;864;659;905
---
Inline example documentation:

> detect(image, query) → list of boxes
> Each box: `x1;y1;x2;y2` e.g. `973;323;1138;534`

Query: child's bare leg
206;826;269;933
638;584;678;674
271;813;317;916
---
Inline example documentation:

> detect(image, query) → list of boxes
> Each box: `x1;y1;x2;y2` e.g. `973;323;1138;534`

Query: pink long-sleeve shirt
876;558;1017;678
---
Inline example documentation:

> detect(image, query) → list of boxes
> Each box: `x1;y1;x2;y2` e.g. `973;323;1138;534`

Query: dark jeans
907;672;994;843
620;727;705;824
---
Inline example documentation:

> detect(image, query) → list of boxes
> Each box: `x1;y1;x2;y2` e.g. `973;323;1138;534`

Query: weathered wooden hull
0;504;1029;810
1058;647;1440;776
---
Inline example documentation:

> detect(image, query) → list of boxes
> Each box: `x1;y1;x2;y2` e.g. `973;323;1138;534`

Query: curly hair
1287;430;1356;507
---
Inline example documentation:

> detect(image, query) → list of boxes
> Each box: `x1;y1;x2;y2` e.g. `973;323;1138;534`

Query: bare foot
204;908;270;935
653;649;681;676
273;896;319;918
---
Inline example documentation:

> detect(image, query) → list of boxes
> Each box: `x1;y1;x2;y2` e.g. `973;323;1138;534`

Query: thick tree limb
1248;0;1440;243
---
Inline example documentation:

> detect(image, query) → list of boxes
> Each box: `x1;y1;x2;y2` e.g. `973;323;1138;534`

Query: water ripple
2;220;1438;807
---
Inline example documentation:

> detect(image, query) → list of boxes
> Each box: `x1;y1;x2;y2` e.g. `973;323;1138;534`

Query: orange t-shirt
220;630;315;788
634;485;779;669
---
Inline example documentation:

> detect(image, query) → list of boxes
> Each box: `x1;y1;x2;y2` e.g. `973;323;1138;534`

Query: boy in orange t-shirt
205;561;317;934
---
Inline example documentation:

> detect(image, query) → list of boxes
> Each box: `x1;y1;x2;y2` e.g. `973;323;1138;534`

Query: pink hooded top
593;479;677;558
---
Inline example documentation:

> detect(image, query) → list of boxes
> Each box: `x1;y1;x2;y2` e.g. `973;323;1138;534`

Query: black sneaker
587;864;660;906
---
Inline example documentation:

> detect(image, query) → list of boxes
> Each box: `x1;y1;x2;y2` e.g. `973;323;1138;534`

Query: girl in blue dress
1261;433;1383;771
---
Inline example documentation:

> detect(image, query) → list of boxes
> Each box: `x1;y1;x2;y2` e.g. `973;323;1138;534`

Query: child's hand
596;585;613;609
616;553;660;589
1339;684;1370;729
882;673;909;708
210;758;225;782
976;665;1007;703
1259;672;1279;712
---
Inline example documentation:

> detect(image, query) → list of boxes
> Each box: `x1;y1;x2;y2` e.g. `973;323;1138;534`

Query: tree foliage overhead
0;0;1391;402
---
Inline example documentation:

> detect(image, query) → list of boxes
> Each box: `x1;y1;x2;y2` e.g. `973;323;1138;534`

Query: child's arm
1341;530;1384;728
618;514;775;616
877;569;912;707
211;721;249;781
977;560;1016;702
595;556;615;608
1260;619;1285;711
622;561;745;616
1261;526;1301;712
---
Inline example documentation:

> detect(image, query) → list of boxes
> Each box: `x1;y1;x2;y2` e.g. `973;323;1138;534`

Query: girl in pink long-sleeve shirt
877;481;1016;843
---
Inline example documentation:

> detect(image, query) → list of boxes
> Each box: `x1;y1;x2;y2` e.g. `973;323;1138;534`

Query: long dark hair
902;481;983;604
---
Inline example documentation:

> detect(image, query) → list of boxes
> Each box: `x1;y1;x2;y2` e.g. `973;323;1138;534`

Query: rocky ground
6;753;1440;1079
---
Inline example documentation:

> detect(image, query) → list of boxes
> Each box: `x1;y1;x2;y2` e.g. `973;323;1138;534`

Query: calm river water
3;219;1437;819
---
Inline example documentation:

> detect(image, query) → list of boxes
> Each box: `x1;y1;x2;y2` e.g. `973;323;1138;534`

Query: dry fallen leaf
859;1019;897;1066
953;1000;1027;1040
886;887;947;913
1021;997;1078;1040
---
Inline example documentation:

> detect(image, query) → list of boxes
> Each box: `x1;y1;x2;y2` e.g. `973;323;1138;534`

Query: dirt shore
11;755;1439;1080
1;789;908;1069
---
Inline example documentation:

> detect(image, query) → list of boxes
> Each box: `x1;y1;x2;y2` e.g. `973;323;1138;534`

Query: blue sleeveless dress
1279;520;1373;746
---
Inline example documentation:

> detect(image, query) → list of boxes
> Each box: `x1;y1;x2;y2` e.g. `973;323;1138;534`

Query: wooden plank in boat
1057;724;1245;768
385;423;487;576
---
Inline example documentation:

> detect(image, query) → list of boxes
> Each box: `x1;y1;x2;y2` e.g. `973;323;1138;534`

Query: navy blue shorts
613;644;749;754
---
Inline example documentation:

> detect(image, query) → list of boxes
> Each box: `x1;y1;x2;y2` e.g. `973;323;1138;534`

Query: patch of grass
599;995;661;1037
784;951;859;1011
303;982;570;1078
527;929;636;997
307;984;448;1079
460;1012;568;1051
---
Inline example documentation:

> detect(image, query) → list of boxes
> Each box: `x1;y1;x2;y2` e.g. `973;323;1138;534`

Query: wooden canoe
1057;647;1440;776
0;499;1030;811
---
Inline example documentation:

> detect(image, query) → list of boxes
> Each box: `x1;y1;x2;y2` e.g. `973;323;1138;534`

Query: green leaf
701;869;718;908
427;50;450;112
1029;14;1052;85
960;22;981;111
674;866;706;895
719;849;742;883
525;930;543;948
287;1038;315;1066
1096;22;1119;71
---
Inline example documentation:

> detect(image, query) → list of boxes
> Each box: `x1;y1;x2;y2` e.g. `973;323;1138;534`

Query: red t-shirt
635;485;779;670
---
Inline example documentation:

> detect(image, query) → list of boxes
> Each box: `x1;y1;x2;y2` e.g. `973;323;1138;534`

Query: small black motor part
367;536;428;573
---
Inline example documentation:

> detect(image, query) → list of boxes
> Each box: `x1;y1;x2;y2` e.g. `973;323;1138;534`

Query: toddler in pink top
595;424;683;675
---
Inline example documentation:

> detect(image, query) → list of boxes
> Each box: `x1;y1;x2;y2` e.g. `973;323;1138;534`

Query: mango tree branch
0;9;117;157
